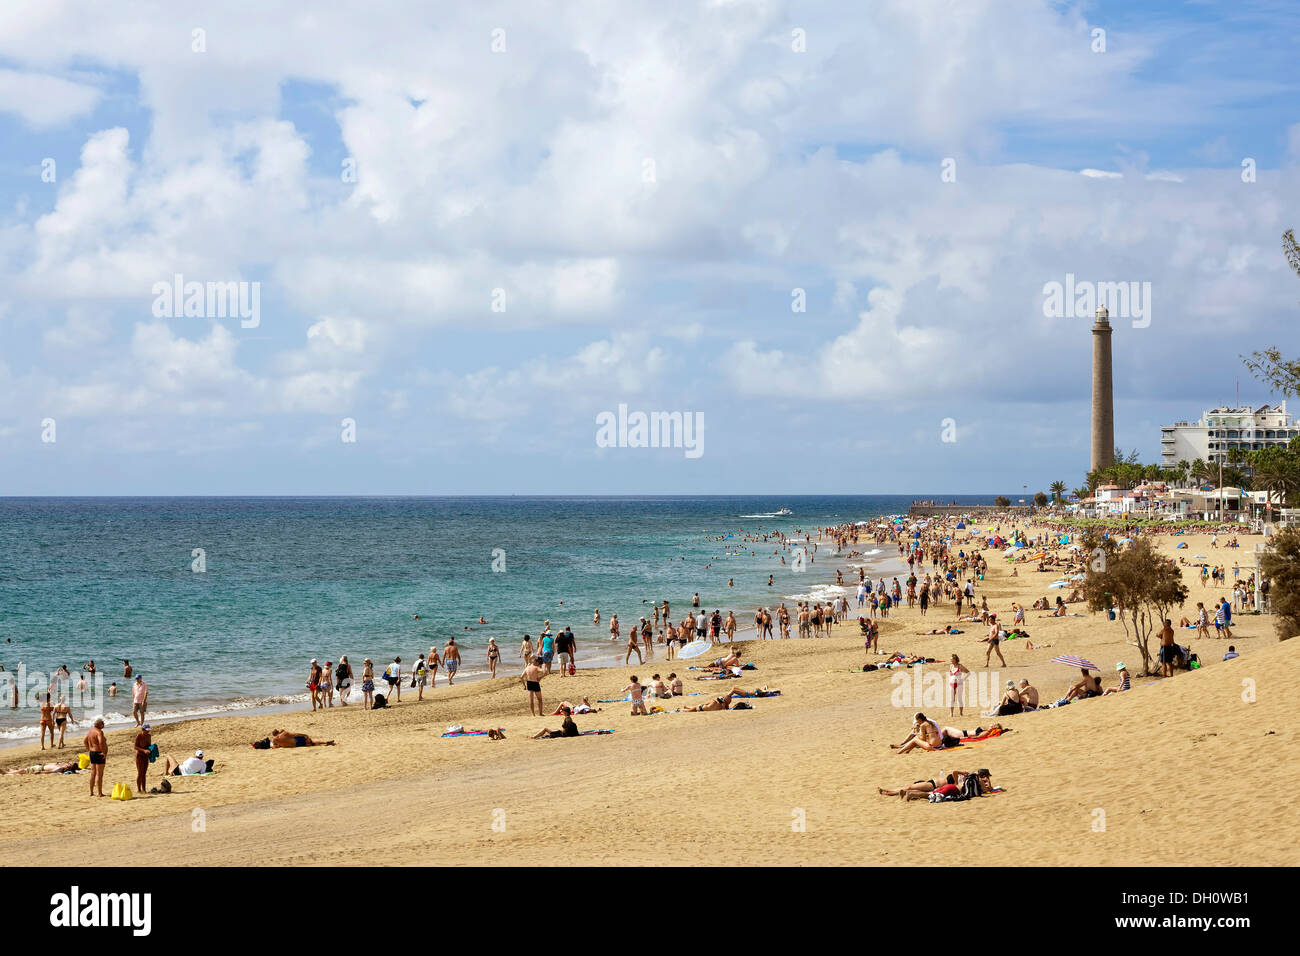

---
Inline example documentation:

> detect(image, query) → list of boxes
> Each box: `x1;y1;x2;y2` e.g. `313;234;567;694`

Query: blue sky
0;0;1297;495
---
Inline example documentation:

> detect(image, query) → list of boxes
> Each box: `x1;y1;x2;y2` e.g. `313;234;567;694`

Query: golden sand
2;529;1295;866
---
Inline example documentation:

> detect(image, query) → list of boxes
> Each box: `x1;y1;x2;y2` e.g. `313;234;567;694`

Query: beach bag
568;662;576;676
373;693;388;709
148;743;159;763
77;753;90;770
446;724;464;734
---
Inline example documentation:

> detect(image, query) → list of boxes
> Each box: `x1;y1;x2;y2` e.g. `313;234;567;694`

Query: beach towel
441;729;502;737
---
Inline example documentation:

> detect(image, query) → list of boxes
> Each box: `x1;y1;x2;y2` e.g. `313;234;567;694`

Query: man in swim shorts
443;639;461;685
84;718;108;797
522;659;544;716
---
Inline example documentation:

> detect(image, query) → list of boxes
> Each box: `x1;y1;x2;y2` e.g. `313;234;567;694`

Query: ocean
0;495;996;741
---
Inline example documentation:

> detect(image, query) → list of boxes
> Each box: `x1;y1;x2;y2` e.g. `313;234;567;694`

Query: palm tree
1049;480;1067;502
1190;458;1214;488
1071;486;1090;501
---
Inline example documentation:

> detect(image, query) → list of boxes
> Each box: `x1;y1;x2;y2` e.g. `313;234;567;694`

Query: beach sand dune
1;529;1295;865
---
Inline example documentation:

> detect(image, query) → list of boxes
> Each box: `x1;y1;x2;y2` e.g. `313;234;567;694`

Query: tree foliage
1260;527;1300;641
1081;533;1189;675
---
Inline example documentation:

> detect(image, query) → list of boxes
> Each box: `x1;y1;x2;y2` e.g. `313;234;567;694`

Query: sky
0;0;1297;496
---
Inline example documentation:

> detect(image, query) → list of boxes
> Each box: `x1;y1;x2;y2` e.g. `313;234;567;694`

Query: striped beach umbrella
1051;655;1099;670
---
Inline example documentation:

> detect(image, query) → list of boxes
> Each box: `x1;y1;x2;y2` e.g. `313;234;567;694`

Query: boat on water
776;507;792;515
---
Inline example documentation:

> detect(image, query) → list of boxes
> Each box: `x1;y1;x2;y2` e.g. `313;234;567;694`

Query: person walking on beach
486;639;500;678
554;629;572;676
133;722;152;793
336;656;353;705
443;639;461;685
132;674;148;726
520;634;534;666
538;629;556;674
982;616;1006;667
1159;620;1178;677
54;696;75;748
642;617;654;658
361;658;375;709
84;718;107;797
308;659;323;711
413;652;428;700
320;661;335;707
625;624;643;665
385;656;402;702
523;659;545;716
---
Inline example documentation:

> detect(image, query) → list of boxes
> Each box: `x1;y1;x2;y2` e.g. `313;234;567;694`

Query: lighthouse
1090;305;1115;473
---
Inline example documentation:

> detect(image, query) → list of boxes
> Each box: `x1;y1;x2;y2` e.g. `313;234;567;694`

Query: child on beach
623;675;648;715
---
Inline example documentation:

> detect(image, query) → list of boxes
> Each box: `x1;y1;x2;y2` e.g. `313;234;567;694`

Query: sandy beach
3;526;1295;866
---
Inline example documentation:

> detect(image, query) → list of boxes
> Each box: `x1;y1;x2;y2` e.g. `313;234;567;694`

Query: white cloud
0;68;101;127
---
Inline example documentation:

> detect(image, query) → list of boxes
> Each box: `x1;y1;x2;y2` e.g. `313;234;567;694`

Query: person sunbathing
706;651;742;669
939;723;1002;741
550;697;601;715
251;729;336;749
877;769;984;801
728;687;781;698
4;759;78;775
678;692;736;712
916;626;963;635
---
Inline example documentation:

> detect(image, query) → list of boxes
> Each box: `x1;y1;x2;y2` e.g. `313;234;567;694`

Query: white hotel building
1160;403;1298;467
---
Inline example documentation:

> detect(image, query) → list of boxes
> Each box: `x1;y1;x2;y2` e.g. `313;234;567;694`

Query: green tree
1049;480;1067;502
1034;491;1049;507
1081;534;1189;675
994;495;1010;508
1261;527;1300;641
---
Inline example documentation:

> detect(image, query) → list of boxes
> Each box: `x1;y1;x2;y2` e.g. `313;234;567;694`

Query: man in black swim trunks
84;718;108;797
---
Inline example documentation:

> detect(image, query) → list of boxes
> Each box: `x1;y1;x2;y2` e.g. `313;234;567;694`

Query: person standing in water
486;638;500;678
131;674;148;727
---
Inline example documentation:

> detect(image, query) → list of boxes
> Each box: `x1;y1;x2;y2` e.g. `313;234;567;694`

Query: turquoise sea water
0;495;996;740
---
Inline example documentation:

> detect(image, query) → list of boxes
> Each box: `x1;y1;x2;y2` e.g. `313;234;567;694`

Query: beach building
1160;403;1297;467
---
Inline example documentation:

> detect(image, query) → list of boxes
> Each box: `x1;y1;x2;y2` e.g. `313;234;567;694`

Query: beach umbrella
1051;655;1099;670
1067;544;1082;551
1070;573;1085;581
1193;554;1207;559
1048;580;1067;589
677;639;714;659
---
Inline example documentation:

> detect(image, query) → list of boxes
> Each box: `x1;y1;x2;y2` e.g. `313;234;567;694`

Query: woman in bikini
486;639;500;678
878;769;976;801
427;645;442;687
361;658;375;710
948;654;970;717
53;696;75;748
39;693;55;750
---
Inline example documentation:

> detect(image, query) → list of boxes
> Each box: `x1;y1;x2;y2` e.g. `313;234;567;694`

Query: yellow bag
111;783;123;800
121;785;133;800
77;753;90;770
